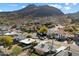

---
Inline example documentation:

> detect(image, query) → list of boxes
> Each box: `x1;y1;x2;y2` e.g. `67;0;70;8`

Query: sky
0;3;79;14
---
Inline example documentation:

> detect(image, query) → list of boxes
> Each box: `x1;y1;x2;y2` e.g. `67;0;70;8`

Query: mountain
15;4;64;17
0;4;72;25
0;4;64;19
67;12;79;23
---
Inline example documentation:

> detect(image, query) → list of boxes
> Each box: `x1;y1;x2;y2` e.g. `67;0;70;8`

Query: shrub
26;35;32;38
3;36;13;46
26;49;33;56
11;45;22;56
38;25;48;33
64;27;73;32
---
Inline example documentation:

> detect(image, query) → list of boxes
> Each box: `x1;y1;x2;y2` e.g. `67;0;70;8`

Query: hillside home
34;41;56;55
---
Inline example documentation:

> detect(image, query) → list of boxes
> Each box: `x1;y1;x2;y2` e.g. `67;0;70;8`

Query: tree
26;35;32;38
3;36;13;46
38;25;48;33
64;26;73;32
11;45;22;56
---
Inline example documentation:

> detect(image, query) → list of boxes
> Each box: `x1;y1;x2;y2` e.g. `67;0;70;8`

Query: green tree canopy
38;25;48;33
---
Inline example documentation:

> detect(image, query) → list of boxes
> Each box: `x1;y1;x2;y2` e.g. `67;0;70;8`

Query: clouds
5;4;19;7
48;4;71;10
65;3;69;5
48;4;62;9
0;10;3;12
73;3;77;5
64;6;71;10
8;4;26;9
0;3;78;14
48;3;77;12
65;3;77;6
7;4;26;8
48;3;73;14
21;5;26;8
10;4;18;6
49;4;71;9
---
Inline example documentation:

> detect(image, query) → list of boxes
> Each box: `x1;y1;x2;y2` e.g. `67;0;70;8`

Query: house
18;38;36;49
53;27;74;41
0;26;9;31
47;24;65;38
0;26;10;35
13;34;26;44
34;41;56;55
19;38;35;45
4;31;18;36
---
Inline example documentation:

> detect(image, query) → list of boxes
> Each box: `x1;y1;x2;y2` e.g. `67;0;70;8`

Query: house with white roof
4;31;18;36
19;38;35;45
